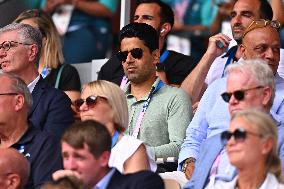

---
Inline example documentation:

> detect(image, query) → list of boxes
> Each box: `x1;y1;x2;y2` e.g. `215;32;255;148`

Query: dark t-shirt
98;50;198;85
45;64;81;91
11;125;63;189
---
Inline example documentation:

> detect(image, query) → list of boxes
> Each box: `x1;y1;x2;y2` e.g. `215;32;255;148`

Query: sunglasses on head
243;19;281;38
221;86;264;103
117;48;143;62
73;95;101;110
221;128;260;145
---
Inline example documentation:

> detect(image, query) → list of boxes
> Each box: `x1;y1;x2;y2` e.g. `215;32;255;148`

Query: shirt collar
93;168;116;189
125;77;161;100
221;45;238;59
27;75;40;93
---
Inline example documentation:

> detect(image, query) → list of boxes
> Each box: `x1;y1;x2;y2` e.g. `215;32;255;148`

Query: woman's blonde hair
231;109;282;181
82;80;129;132
14;9;64;69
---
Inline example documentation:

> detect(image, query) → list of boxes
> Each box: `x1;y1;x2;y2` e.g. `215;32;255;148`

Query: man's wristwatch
182;157;196;173
156;63;166;72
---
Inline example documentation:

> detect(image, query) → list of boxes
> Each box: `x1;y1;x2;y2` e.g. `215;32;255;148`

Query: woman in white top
74;80;156;173
211;109;284;189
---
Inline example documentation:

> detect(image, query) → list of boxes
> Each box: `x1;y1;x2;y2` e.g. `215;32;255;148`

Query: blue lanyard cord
221;47;237;77
160;50;169;63
132;80;164;138
111;130;120;148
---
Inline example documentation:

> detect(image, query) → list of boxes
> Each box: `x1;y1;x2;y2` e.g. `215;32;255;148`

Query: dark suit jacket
106;169;164;189
28;77;74;138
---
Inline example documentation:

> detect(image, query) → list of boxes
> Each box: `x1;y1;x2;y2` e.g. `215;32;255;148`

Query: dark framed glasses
0;41;31;51
0;92;18;96
221;86;264;103
221;128;260;145
117;48;143;62
243;19;281;38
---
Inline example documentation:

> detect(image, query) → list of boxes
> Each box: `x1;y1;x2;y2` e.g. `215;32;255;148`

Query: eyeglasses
73;95;107;110
221;128;260;145
221;86;264;103
0;41;31;51
243;19;281;38
0;93;18;96
117;48;143;62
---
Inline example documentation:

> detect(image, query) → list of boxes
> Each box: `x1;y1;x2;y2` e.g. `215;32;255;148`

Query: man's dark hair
119;22;159;52
61;120;111;158
137;0;174;27
259;0;273;20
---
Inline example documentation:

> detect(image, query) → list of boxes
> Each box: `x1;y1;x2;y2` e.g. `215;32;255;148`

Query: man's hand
52;170;81;181
206;33;231;58
185;161;195;180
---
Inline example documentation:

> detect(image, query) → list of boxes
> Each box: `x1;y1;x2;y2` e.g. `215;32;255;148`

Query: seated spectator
41;176;88;189
210;109;284;188
0;73;63;189
0;23;74;138
14;9;81;103
73;80;156;173
0;148;30;189
98;0;198;87
44;0;118;63
53;120;164;189
118;22;192;162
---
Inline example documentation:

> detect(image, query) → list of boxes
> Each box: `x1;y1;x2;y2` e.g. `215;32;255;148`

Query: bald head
0;148;30;189
240;25;280;74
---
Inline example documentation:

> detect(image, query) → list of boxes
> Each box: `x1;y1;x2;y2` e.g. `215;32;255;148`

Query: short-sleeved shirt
11;124;63;189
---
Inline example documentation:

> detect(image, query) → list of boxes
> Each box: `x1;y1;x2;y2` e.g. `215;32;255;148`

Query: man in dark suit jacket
0;23;74;138
53;120;164;189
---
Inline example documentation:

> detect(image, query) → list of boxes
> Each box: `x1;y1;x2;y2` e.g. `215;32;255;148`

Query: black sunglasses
73;96;99;110
221;86;264;103
117;48;143;62
221;128;260;145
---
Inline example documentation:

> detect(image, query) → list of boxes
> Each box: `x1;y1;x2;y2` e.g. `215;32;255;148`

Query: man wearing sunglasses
119;22;192;168
181;23;284;188
180;0;275;104
0;23;74;138
183;59;284;189
98;0;197;87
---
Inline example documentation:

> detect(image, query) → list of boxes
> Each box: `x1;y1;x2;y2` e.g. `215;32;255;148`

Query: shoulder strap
55;64;66;89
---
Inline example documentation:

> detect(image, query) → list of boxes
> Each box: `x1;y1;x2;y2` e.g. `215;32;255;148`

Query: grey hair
225;59;275;108
0;23;42;66
0;73;33;109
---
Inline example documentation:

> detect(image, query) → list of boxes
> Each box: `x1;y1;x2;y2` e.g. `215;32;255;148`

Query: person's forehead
243;27;280;45
233;0;260;15
120;37;146;50
135;3;161;18
0;76;11;91
0;31;19;42
227;70;253;88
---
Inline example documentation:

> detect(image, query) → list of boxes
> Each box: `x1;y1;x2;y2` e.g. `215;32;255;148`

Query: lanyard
120;50;170;89
221;47;237;77
132;80;164;138
41;67;50;79
111;130;120;148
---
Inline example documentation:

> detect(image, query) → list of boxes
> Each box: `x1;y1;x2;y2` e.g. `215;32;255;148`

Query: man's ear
261;137;273;155
240;44;246;59
262;86;272;108
159;23;171;37
6;173;21;189
99;151;111;167
152;49;160;65
14;94;25;112
28;44;39;63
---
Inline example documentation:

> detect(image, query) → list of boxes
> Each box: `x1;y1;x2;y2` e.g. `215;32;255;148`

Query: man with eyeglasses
0;73;63;189
180;21;284;188
119;22;192;170
183;59;284;189
0;23;74;138
98;0;197;87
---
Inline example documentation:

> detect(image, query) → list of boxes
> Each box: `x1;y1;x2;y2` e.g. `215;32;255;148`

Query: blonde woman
211;109;284;189
73;80;156;173
14;9;81;102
